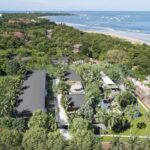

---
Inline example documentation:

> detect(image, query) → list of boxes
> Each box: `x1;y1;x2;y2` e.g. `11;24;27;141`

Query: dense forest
0;13;150;150
0;13;150;78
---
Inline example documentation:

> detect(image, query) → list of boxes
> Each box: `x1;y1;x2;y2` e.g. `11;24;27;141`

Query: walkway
138;98;149;112
55;79;71;140
99;134;150;139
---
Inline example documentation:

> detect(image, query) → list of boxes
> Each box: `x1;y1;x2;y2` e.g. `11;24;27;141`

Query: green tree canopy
28;109;56;130
116;91;137;109
0;117;26;131
56;81;70;94
5;60;20;75
0;129;22;149
47;131;67;150
22;127;48;150
70;117;92;133
68;129;102;150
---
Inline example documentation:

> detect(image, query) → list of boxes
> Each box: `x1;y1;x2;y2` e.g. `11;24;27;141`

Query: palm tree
124;105;137;136
0;99;10;116
107;113;117;130
127;136;141;150
110;136;125;150
144;111;150;136
116;92;137;109
56;81;70;95
143;136;150;150
95;109;107;124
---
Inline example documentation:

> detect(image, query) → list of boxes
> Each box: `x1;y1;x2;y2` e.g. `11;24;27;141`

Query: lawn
112;102;149;136
101;102;150;142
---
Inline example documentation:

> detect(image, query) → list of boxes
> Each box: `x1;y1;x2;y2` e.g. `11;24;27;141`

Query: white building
100;71;119;90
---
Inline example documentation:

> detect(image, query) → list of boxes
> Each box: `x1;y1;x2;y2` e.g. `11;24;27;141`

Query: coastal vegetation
0;13;150;149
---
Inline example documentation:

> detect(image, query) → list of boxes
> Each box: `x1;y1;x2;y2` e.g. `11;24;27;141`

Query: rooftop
70;81;84;94
131;78;150;97
16;70;46;114
51;56;69;65
65;70;82;82
68;94;85;109
13;32;25;39
100;71;115;85
73;44;83;48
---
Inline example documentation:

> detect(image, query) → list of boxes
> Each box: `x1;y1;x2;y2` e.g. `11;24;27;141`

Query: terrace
65;70;85;112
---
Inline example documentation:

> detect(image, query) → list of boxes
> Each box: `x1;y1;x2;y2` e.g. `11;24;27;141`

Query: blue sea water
44;11;150;43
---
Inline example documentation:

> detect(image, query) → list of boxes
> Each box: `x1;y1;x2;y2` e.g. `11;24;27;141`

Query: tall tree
56;81;70;94
116;91;137;109
5;60;20;75
143;137;150;150
28;109;56;130
0;129;22;149
110;136;125;150
47;131;67;150
22;127;48;150
144;111;150;136
70;117;91;133
68;129;102;150
124;105;138;136
127;136;141;150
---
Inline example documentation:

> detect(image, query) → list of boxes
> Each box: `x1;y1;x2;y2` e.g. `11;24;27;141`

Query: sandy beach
83;30;150;45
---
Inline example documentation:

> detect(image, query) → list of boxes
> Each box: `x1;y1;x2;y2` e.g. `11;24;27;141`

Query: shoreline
82;30;150;45
43;15;150;46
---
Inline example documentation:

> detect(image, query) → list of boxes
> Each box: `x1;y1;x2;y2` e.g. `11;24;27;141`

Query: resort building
65;70;85;112
51;56;69;65
73;44;83;53
14;32;25;40
16;70;46;116
130;78;150;109
100;71;119;91
46;29;53;39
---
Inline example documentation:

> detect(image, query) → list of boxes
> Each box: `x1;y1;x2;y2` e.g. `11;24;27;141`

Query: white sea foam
101;16;121;22
45;12;150;43
65;22;87;27
78;14;87;17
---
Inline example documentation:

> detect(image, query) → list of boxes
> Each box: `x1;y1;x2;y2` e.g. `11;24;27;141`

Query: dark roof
68;94;85;108
65;70;82;82
17;70;46;113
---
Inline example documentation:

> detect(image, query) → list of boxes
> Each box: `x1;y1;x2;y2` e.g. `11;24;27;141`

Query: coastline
44;14;150;46
82;30;150;45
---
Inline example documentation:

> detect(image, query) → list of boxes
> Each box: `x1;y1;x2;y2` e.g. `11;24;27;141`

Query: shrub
137;122;146;129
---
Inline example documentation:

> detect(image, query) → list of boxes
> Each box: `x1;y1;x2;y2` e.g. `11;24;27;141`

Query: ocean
44;11;150;44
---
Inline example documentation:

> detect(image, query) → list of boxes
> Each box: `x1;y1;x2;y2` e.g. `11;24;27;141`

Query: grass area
101;102;150;142
112;102;149;136
101;136;130;142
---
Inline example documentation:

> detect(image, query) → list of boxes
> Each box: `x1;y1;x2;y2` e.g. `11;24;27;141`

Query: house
16;70;46;116
46;29;53;39
93;123;107;135
14;32;25;40
73;44;83;53
67;94;85;111
73;60;84;64
65;70;85;112
100;71;119;91
70;81;84;94
130;78;150;109
51;56;69;65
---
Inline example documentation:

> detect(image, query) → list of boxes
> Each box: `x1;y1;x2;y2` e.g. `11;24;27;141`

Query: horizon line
1;10;150;12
